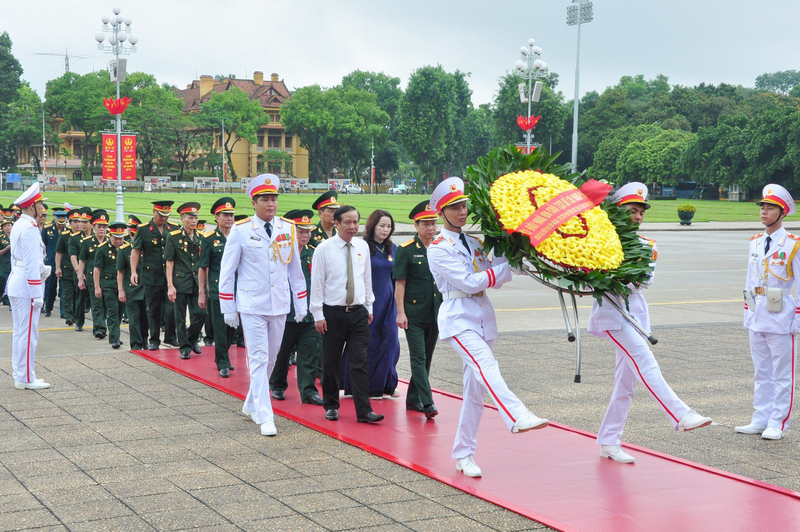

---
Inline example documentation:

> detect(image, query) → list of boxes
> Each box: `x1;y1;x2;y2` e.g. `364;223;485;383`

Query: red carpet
133;346;800;532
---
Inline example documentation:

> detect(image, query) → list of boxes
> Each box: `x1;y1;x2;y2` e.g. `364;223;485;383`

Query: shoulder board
98;241;108;248
121;242;132;249
201;230;214;238
432;236;444;245
750;233;763;241
788;233;800;241
235;217;251;225
401;239;415;248
61;228;71;234
70;231;79;236
646;237;656;246
81;235;92;242
170;228;182;235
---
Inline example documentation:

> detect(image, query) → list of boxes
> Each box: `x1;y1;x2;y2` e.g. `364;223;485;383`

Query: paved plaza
1;228;799;531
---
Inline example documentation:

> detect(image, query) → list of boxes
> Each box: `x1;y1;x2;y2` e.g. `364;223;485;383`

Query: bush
677;203;696;213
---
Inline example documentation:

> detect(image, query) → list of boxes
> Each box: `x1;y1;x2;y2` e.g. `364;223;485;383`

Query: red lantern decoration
103;97;132;116
517;115;541;131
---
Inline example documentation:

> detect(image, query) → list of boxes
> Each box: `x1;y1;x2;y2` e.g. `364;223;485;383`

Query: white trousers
596;325;689;446
748;330;796;431
447;330;528;459
240;313;287;425
11;297;41;384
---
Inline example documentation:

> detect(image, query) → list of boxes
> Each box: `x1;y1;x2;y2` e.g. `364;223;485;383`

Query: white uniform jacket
427;228;511;341
8;213;45;299
587;237;656;335
218;215;307;318
744;227;800;335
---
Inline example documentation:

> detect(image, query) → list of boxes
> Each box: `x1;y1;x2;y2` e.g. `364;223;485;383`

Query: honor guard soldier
0;218;11;308
270;209;324;405
95;222;126;349
310;190;340;246
394;201;442;418
219;175;308;436
131;201;180;350
165;202;205;359
79;210;110;339
55;209;82;325
9;183;50;389
427;177;548;478
199;198;237;377
588;183;712;464
738;184;800;440
117;222;148;351
69;207;93;331
42;209;67;317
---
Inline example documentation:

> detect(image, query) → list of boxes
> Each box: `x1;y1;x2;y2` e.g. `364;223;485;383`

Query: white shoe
456;456;482;478
735;423;767;435
14;380;51;390
511;410;549;433
260;420;277;436
677;410;712;432
600;445;635;464
241;406;255;421
761;427;784;440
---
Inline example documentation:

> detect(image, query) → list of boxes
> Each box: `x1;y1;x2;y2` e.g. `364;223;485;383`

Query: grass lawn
0;190;761;224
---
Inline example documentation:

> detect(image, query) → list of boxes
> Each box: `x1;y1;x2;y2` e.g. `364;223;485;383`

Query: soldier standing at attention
394;201;442;419
69;207;93;332
78;210;110;339
219;174;308;436
165;202;205;359
55;209;81;325
131;201;179;350
738;184;800;441
9;183;50;390
117;223;148;351
95;222;126;349
270;209;324;405
427;177;548;478
0;218;11;308
42;209;67;317
310;190;339;246
198;198;237;377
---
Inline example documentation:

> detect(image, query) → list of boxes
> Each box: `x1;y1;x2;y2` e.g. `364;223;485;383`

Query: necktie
459;233;470;254
765;235;771;255
345;242;355;305
265;222;272;238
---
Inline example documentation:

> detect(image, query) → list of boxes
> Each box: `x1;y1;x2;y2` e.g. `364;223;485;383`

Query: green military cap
151;200;174;215
41;203;49;212
11;203;21;213
211;197;236;215
78;206;93;220
196;220;207;232
91;210;110;225
126;215;142;227
283;209;315;229
312;190;340;211
177;202;201;216
409;200;438;222
1;218;12;227
108;221;127;238
234;214;250;222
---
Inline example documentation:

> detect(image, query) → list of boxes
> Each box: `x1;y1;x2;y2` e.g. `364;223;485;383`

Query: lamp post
514;39;547;154
567;0;593;172
94;7;138;222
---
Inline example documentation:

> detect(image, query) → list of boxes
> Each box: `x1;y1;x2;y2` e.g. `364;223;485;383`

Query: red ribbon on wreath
517;115;541;131
103;97;132;116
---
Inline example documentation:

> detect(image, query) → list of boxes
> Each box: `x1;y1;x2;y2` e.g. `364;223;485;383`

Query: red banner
102;134;116;180
121;135;137;180
516;189;595;247
102;134;137;181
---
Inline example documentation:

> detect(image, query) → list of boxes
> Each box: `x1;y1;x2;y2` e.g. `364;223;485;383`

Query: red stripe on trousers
454;335;516;423
607;330;679;423
782;336;795;431
27;300;33;382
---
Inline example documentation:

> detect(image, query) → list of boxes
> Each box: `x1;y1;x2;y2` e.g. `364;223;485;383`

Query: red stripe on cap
763;195;789;212
19;192;44;209
617;194;646;206
250;184;278;197
413;210;438;221
317;198;339;209
436;191;467;211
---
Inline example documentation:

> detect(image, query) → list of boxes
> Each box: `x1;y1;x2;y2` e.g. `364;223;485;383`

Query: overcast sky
3;0;799;106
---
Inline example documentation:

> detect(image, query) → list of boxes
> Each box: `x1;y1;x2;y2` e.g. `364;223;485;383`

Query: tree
261;149;293;175
0;32;23;106
195;87;270;180
587;124;661;184
460;105;496;170
615;128;694;186
755;70;800;96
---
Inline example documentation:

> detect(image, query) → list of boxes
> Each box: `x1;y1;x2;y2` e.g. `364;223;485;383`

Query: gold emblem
767;188;773;195
425;204;431;211
124;137;133;148
449;183;458;192
637;188;643;196
302;216;309;223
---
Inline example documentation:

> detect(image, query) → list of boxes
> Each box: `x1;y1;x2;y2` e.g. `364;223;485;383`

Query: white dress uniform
427;177;546;466
8;184;48;388
218;175;307;430
741;184;800;437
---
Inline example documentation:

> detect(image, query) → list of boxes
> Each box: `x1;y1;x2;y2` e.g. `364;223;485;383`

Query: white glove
40;265;52;281
32;298;44;310
224;312;240;328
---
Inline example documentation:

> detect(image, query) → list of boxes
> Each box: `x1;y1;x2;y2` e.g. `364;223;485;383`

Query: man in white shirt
310;205;384;424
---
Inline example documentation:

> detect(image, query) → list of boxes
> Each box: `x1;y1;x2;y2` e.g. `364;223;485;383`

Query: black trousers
271;321;321;400
321;305;372;417
44;270;58;313
174;291;204;350
74;287;88;328
144;284;176;346
126;297;148;350
208;297;235;369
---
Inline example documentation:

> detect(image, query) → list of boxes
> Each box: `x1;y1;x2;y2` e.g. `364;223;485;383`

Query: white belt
752;287;791;296
442;289;485;301
14;259;25;267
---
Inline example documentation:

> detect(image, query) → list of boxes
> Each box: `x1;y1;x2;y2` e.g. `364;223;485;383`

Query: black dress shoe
236;340;246;348
271;390;286;400
179;349;191;360
45;311;51;317
406;402;425;413
191;343;202;354
229;366;234;371
302;395;324;406
357;412;385;424
65;320;74;326
111;342;121;349
94;332;105;339
325;409;338;421
75;325;83;332
219;368;230;378
424;404;439;419
122;317;129;324
147;342;160;351
203;338;214;346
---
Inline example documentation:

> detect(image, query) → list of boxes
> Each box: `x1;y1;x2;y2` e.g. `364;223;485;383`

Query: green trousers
60;276;76;322
208;297;235;370
144;284;176;346
74;287;88;328
88;285;107;335
100;288;120;344
174;291;205;351
270;321;322;401
125;297;148;350
405;321;439;407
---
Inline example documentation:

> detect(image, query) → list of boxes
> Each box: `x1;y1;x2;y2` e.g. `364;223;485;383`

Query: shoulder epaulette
121;242;132;249
170;228;182;235
70;231;79;236
202;230;214;238
81;235;92;242
98;241;108;248
235;217;250;225
788;233;800;241
61;228;71;235
432;236;444;245
401;239;415;248
750;233;763;241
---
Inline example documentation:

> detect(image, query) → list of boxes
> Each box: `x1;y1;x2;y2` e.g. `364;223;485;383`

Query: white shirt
8;213;45;299
310;234;374;321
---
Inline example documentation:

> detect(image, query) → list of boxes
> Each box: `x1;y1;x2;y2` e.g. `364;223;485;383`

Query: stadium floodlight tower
567;0;593;173
94;7;138;222
514;39;547;155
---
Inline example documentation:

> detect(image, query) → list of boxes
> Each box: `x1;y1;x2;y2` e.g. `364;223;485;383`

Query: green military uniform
164;202;205;357
80;210;110;338
196;221;214;346
0;221;11;307
309;190;339;248
94;235;122;347
69;207;93;331
55;219;78;323
117;239;148;350
132;202;179;348
270;209;323;402
392;202;442;411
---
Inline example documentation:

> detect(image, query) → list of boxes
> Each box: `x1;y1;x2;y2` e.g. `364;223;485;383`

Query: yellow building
176;71;309;180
